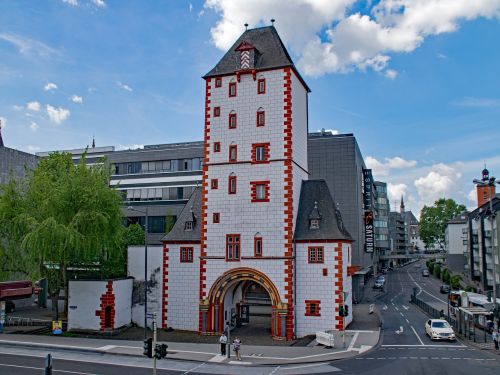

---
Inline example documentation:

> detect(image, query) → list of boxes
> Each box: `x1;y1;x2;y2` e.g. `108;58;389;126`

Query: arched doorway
200;268;289;340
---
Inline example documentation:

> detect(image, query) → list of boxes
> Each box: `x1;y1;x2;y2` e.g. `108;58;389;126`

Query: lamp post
127;206;149;339
473;177;499;328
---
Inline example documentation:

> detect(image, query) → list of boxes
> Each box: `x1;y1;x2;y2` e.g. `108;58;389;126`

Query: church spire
400;195;405;214
92;135;95;149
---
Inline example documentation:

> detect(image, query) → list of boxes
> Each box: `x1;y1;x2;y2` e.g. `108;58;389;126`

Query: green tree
0;153;125;319
434;264;442;278
450;275;462;289
419;198;467;251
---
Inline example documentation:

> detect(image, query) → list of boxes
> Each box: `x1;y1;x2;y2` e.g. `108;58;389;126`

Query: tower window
310;219;320;229
251;181;270;202
308;247;324;263
305;300;321;317
252;143;270;163
184;221;193;231
211;179;218;189
215;77;222;88
229;113;237;129
254;237;263;257
226;234;240;261
257;78;266;94
214;107;220;117
213;212;220;223
180;247;194;263
213;142;221;153
256;110;265;127
229;145;237;162
228;175;237;194
229;82;237;97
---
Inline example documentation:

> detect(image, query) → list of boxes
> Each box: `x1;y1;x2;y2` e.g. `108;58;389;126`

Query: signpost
0;301;5;334
52;320;62;335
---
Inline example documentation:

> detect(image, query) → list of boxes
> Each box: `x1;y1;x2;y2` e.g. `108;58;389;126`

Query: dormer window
308;201;322;230
310;219;320;229
184;206;196;231
185;221;193;231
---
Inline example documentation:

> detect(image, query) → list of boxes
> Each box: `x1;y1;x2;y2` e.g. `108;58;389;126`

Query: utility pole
153;312;157;375
226;321;231;359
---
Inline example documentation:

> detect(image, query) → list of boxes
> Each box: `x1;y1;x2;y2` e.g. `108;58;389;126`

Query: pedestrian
219;332;227;356
492;329;499;352
233;337;242;360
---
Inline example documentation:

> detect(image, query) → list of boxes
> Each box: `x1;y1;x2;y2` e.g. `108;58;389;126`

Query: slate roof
162;187;201;242
294;180;352;241
402;211;419;225
203;26;310;92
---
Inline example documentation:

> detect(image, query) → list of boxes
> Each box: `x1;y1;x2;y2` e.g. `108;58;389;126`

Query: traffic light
154;344;161;359
344;305;349;317
339;305;345;317
160;343;168;358
143;338;153;358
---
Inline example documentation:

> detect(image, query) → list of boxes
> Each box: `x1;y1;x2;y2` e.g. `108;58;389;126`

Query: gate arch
200;268;289;339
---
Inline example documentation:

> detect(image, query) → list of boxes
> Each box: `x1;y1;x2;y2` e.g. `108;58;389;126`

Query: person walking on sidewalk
219;332;227;356
492;329;499;351
233;337;242;360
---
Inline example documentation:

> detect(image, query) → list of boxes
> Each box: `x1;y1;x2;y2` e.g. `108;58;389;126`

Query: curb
0;338;378;366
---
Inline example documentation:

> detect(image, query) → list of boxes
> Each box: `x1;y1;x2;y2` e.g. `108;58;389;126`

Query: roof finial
271;18;275;26
244;23;248;30
92;135;95;148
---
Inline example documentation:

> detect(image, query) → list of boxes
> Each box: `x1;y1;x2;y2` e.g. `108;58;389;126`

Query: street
0;263;498;375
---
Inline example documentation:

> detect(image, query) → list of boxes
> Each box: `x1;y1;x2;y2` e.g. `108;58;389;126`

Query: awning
458;306;491;316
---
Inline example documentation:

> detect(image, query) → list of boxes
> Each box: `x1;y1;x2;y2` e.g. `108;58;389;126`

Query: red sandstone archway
200;268;289;339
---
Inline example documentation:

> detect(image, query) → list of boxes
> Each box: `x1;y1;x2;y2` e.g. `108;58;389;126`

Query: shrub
450;275;461;289
434;264;441;278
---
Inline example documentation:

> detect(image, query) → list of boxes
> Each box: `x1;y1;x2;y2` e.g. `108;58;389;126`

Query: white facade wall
67;279;132;331
295;242;352;337
127;245;163;327
445;223;468;255
165;244;200;330
290;70;308;172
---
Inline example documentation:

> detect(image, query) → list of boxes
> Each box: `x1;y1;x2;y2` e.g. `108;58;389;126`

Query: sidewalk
0;327;379;366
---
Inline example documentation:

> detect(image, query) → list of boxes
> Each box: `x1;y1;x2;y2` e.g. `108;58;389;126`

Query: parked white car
425;319;456;341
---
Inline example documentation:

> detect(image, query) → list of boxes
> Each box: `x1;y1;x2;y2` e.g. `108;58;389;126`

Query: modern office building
373;181;390;271
38;142;204;244
308;132;374;302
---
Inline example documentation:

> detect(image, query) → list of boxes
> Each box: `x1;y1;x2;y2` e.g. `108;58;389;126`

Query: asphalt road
1;262;498;374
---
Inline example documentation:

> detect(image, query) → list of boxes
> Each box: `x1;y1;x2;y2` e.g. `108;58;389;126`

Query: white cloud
189;3;193;12
0;116;6;128
117;144;144;151
27;101;41;111
205;0;500;77
92;0;106;7
62;0;78;5
365;156;417;178
30;121;39;131
46;105;70;124
0;33;61;58
27;145;40;152
385;69;398;79
437;53;447;59
13;105;23;111
453;97;500;107
117;81;133;92
44;82;58;91
388;183;408;204
70;95;83;104
414;163;462;204
468;188;477;206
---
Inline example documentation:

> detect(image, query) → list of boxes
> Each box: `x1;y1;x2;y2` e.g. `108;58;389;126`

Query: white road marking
402;305;409;310
182;362;207;374
405;319;410;323
411;325;425;346
400;312;404;317
229;361;252;365
208;354;226;363
395;306;399;311
382;344;466;348
0;363;96;375
348;332;360;351
268;365;281;375
280;363;332;370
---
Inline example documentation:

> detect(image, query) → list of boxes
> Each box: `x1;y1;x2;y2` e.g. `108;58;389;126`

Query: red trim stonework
305;300;321;317
251;143;270;163
283;67;294;340
95;281;115;331
162;243;169;328
250;180;270;202
199;78;212;332
334;243;344;330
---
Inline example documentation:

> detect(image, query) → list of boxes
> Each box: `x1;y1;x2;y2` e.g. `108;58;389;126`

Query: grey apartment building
373;181;390;270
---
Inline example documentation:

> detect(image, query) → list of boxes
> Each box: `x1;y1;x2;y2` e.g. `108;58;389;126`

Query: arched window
229;110;237;129
257;75;265;94
256;107;265;127
229;78;237;97
254;233;263;257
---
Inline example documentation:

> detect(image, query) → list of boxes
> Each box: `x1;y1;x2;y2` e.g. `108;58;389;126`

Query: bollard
45;353;52;375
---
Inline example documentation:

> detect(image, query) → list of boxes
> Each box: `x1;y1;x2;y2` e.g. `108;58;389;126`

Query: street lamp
127;206;149;339
473;177;500;327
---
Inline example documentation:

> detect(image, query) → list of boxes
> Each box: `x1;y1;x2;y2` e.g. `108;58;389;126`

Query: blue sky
1;0;500;215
